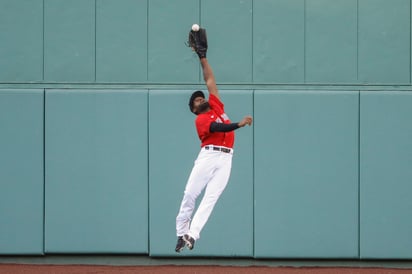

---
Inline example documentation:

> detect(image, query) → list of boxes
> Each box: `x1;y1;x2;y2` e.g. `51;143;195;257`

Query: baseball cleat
175;236;185;253
183;234;195;250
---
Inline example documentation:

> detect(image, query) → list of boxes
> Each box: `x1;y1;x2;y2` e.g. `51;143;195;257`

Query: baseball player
175;27;253;252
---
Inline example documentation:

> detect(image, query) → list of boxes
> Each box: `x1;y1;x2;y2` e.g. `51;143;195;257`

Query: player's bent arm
209;116;253;133
200;58;219;99
210;122;239;133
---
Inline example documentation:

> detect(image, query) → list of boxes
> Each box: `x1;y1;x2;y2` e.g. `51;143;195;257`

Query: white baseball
192;24;200;32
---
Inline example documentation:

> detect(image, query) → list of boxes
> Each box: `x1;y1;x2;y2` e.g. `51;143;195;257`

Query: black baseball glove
187;28;208;59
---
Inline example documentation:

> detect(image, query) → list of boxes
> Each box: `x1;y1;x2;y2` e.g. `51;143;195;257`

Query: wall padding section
45;90;148;253
149;90;253;256
253;0;304;83
358;0;410;83
96;0;148;82
360;91;412;259
2;0;412;85
305;0;357;83
148;0;199;83
0;0;43;82
44;0;95;82
254;90;359;258
202;0;253;83
0;89;44;254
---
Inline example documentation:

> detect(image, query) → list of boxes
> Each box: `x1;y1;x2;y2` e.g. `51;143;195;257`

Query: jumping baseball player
175;27;253;252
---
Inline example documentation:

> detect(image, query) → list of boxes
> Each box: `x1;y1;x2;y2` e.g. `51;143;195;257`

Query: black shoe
183;234;195;250
175;236;185;253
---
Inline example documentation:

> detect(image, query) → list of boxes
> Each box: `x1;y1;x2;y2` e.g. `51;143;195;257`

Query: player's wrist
197;51;206;59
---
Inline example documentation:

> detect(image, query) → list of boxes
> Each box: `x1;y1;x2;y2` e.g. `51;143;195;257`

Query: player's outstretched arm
200;58;220;100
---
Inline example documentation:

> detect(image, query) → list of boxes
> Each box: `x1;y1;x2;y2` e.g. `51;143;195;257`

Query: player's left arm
210;116;253;132
200;58;220;100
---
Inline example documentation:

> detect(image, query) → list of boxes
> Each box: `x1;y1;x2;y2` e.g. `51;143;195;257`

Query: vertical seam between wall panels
356;0;358;82
251;0;254;83
146;0;150;252
251;0;255;257
43;89;46;254
42;0;46;254
357;2;361;259
355;0;360;252
358;90;361;259
409;0;412;84
199;0;202;82
147;90;150;254
147;0;149;81
42;0;45;81
252;89;255;257
94;0;97;82
303;0;306;83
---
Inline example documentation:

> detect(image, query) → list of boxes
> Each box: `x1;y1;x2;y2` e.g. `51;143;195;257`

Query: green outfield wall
1;0;412;259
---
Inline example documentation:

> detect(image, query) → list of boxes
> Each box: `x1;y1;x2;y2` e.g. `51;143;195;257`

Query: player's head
189;90;209;115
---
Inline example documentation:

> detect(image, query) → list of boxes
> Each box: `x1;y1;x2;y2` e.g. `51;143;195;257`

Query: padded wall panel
44;0;95;82
0;0;43;82
96;0;147;82
360;91;412;259
45;90;148;253
149;90;253;256
253;0;304;83
202;0;253;83
254;90;359;258
358;0;410;83
148;0;199;83
0;89;44;254
305;0;357;83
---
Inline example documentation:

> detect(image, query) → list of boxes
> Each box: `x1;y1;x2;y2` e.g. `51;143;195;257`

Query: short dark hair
188;90;205;114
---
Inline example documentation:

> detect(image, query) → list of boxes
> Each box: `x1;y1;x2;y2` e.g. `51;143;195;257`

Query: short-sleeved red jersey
195;94;234;148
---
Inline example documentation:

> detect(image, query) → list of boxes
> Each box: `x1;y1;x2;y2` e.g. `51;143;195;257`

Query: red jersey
195;94;235;148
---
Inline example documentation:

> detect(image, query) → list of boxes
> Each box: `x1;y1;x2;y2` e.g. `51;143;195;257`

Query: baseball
192;24;200;32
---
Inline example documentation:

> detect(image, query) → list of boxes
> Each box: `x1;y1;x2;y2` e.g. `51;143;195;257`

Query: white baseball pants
176;146;233;240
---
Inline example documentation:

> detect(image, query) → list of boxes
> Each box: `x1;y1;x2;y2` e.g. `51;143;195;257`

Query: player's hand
238;115;253;127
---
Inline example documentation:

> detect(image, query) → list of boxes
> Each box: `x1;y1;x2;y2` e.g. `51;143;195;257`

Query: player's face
193;96;205;106
193;97;209;114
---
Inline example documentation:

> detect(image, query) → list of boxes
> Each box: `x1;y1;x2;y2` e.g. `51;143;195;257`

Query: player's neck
199;107;210;114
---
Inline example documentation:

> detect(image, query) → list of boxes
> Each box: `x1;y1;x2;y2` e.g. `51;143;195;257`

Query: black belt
204;145;232;153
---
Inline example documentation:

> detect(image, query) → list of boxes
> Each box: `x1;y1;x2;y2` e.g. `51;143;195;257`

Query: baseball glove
187;28;208;59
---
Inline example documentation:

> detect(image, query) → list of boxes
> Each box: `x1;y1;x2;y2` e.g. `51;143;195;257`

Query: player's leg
176;149;216;237
188;153;232;242
176;163;210;252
